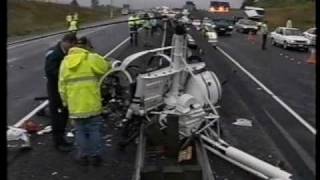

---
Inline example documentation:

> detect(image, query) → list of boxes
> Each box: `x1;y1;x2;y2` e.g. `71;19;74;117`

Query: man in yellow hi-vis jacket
58;37;111;166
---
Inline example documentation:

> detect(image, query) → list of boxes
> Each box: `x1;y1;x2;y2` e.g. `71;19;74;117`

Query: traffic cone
307;48;316;64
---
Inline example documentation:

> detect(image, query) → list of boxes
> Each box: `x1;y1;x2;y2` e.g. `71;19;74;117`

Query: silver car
303;28;316;46
235;19;258;34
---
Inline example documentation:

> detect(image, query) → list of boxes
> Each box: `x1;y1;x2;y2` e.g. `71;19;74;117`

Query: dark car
212;19;234;35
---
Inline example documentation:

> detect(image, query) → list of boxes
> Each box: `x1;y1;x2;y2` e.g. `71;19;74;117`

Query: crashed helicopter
99;22;294;180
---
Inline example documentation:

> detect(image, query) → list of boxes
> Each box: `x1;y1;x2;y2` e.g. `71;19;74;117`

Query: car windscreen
284;29;302;36
214;20;233;26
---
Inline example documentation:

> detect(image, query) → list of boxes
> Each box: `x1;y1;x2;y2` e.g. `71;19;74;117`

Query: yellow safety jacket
128;16;139;28
68;20;78;31
58;47;112;119
73;13;79;21
66;15;72;23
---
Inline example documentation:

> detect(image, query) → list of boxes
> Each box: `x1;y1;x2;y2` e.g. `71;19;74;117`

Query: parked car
270;27;310;51
192;19;202;30
303;28;316;46
202;25;218;48
234;19;258;34
212;18;234;35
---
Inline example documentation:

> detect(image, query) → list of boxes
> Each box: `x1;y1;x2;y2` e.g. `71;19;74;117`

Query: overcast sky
56;0;244;9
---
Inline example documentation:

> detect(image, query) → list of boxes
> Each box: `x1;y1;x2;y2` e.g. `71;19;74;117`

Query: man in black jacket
45;33;77;152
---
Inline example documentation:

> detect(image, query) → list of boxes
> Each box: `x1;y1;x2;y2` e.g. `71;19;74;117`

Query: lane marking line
12;35;131;128
217;46;316;135
264;109;315;174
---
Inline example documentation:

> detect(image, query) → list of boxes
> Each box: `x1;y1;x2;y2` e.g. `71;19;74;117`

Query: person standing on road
58;37;112;166
286;18;292;28
66;14;73;28
45;33;77;152
143;13;152;37
128;14;139;46
260;20;269;50
69;19;78;33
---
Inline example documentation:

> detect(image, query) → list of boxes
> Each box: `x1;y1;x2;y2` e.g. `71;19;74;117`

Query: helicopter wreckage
99;25;294;180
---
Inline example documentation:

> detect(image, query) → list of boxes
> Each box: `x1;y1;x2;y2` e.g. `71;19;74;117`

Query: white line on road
12;36;131;128
217;46;316;135
264;109;315;174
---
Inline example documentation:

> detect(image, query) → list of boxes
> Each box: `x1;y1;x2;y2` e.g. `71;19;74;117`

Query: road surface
7;11;315;180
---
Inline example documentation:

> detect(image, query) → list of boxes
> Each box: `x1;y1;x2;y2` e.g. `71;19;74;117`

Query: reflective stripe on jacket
59;47;111;118
128;16;138;28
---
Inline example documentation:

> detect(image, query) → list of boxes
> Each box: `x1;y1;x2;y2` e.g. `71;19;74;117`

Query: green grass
253;0;315;30
8;0;120;38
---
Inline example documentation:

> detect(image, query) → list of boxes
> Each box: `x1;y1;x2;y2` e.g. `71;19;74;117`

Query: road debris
37;125;52;135
7;126;31;149
66;132;74;137
232;118;253;127
22;120;41;133
51;172;58;176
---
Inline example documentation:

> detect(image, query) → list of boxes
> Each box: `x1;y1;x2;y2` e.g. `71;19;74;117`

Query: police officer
66;14;73;27
128;14;139;46
260;20;269;50
69;19;78;33
45;33;77;152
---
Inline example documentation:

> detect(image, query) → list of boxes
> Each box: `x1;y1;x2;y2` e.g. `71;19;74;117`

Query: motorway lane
7;16;129;125
8;26;165;180
188;27;315;179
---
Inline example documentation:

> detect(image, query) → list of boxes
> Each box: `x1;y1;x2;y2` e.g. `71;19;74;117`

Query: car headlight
228;26;233;28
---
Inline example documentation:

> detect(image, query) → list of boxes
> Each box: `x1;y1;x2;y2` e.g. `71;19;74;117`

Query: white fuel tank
186;71;222;106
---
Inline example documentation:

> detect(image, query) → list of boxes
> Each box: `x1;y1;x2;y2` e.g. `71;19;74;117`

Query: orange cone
307;48;316;64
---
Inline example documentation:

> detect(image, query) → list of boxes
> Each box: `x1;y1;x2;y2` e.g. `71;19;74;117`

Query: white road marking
217;46;316;135
12;34;131;128
8;57;20;63
264;109;315;174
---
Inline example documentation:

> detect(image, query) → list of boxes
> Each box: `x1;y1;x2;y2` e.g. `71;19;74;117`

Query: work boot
76;156;89;166
54;139;73;152
91;155;103;167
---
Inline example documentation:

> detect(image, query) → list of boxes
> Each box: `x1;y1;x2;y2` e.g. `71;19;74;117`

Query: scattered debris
66;132;74;138
37;142;44;145
268;154;273;158
232;118;253;127
7;126;31;149
256;87;262;90
51;172;58;176
37;125;52;135
105;143;112;147
297;61;301;64
106;139;112;142
280;53;283;56
63;176;69;179
290;58;295;61
285;55;289;58
22;120;41;134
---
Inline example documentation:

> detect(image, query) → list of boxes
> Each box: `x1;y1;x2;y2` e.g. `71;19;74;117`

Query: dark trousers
47;80;69;145
262;34;267;49
129;27;138;46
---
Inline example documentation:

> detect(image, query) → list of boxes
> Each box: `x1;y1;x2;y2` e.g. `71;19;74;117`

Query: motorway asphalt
7;16;129;126
7;12;315;180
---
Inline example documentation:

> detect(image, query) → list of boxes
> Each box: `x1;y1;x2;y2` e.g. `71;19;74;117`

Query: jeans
73;116;104;158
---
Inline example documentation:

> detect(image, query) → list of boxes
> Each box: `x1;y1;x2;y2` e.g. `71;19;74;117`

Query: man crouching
58;37;112;166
